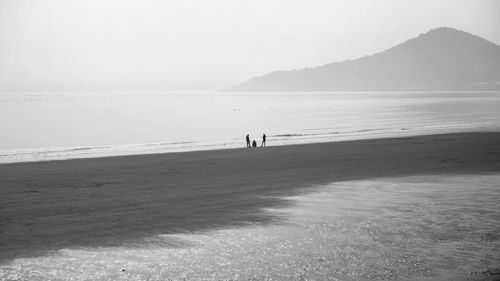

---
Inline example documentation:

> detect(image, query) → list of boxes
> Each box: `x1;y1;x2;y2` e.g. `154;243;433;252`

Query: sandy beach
1;132;500;267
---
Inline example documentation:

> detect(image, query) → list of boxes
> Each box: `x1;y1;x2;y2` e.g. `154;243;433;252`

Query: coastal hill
226;27;500;91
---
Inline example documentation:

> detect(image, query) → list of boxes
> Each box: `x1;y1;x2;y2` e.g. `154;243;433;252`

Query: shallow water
1;91;500;163
1;174;499;280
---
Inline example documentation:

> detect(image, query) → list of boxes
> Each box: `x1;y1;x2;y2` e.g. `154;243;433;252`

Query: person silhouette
246;134;250;148
261;133;266;147
252;140;257;147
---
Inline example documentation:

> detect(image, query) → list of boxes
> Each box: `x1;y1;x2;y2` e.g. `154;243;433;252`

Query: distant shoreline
1;132;500;263
2;126;498;164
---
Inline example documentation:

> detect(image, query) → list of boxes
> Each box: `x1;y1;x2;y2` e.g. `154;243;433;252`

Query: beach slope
1;132;500;262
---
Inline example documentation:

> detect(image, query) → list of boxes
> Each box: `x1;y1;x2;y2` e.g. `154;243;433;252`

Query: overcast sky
0;0;499;92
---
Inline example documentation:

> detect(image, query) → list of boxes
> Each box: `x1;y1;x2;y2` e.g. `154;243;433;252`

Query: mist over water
1;91;500;163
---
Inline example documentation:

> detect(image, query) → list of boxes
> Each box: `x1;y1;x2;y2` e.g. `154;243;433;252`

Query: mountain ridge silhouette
226;27;500;91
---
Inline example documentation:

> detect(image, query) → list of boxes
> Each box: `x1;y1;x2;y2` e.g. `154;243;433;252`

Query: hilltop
226;27;500;91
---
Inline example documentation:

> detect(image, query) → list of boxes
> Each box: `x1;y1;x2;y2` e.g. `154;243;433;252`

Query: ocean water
1;91;500;163
1;175;498;280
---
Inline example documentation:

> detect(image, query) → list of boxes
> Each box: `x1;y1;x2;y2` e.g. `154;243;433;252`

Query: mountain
226;27;500;91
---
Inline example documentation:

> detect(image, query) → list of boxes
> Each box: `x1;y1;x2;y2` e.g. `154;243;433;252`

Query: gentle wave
1;123;495;164
272;128;390;138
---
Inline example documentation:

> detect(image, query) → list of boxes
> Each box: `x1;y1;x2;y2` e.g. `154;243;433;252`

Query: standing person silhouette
261;133;266;147
246;134;251;148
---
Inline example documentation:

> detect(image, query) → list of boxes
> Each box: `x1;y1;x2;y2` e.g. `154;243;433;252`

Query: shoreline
1;125;498;164
1;132;500;263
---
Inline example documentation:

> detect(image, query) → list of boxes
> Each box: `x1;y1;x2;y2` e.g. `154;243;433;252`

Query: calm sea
1;91;500;163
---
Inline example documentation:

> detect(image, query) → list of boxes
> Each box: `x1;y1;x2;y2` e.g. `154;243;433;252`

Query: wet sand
4;175;496;280
1;132;500;264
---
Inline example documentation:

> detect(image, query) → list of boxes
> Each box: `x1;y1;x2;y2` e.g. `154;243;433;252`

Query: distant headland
225;27;500;91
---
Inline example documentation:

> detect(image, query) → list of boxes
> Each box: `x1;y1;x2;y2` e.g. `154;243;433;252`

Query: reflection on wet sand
2;175;499;281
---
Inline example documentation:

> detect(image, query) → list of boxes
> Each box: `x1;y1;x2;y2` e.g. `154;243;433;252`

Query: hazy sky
0;0;499;92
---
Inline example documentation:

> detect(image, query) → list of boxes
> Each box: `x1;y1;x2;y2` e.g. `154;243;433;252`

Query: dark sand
1;132;500;263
